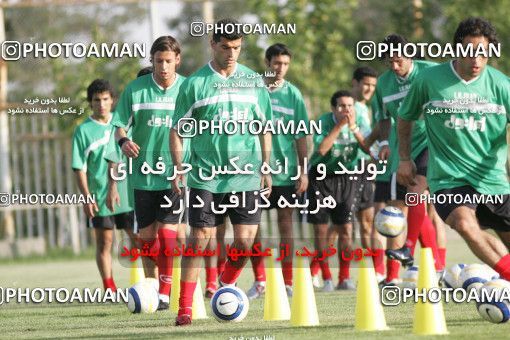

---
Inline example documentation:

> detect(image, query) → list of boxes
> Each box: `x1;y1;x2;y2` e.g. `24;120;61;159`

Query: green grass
0;236;509;339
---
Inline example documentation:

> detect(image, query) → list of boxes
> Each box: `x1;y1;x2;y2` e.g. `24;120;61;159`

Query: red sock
373;248;385;276
418;216;442;270
251;255;266;282
405;202;426;254
494;254;510;281
310;257;320;276
220;260;244;285
338;257;351;282
319;259;332;280
282;260;293;286
178;281;197;317
438;248;447;270
217;257;227;277
157;229;177;296
102;277;117;291
386;259;400;281
205;266;218;290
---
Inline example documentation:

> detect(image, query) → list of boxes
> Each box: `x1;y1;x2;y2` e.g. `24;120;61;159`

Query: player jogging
397;17;510;282
170;18;272;326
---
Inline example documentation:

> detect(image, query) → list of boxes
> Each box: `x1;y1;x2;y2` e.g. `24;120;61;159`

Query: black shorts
434;186;510;232
134;189;186;229
307;168;364;225
374;148;429;203
265;185;298;210
91;211;134;230
189;188;262;227
358;178;375;211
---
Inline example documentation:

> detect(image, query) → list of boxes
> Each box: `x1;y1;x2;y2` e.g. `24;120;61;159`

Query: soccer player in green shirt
308;90;371;291
397;17;510;282
72;79;135;292
170;19;272;326
246;43;309;299
372;35;442;284
112;36;186;311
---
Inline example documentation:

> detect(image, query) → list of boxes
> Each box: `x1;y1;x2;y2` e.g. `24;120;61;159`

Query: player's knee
235;238;253;251
451;217;480;240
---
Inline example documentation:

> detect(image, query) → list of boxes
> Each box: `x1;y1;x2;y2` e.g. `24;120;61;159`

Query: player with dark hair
170;18;272;326
372;34;443;286
397;17;510;281
246;42;309;299
112;36;186;311
72;79;135;292
308;90;371;291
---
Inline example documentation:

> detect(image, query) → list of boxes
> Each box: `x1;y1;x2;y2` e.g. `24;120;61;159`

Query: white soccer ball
211;286;249;322
127;280;159;314
374;206;406;238
476;279;510;323
444;263;467;289
459;264;499;293
400;266;419;289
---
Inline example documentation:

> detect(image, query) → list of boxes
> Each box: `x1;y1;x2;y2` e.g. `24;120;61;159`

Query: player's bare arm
317;117;347;156
396;117;417;187
377;118;391;160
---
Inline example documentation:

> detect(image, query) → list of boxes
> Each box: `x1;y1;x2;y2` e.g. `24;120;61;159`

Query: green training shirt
111;73;185;190
399;61;510;195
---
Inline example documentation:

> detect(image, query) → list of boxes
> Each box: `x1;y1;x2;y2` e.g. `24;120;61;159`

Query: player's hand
397;160;417;187
121;140;140;158
346;111;356;126
378;145;390;161
83;202;99;218
295;173;308;195
172;174;184;196
106;186;120;213
260;173;272;198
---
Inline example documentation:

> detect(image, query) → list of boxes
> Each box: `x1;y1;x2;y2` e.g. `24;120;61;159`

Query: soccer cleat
285;285;293;297
175;314;192;326
322;279;335;292
386;246;414;267
378;278;401;288
376;273;386;284
246;281;265;300
311;275;321;288
205;287;217;299
157;299;169;311
336;279;356;290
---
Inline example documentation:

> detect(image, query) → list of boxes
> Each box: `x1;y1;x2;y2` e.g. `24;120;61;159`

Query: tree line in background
4;0;510;125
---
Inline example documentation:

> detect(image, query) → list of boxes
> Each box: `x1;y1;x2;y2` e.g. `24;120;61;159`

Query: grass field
1;231;509;339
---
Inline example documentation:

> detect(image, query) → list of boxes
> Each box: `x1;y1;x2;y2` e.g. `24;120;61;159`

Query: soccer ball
211;286;249;322
476;279;510;323
401;266;419;289
127;280;159;314
459;264;499;293
374;206;406;238
444;263;467;289
145;277;159;292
